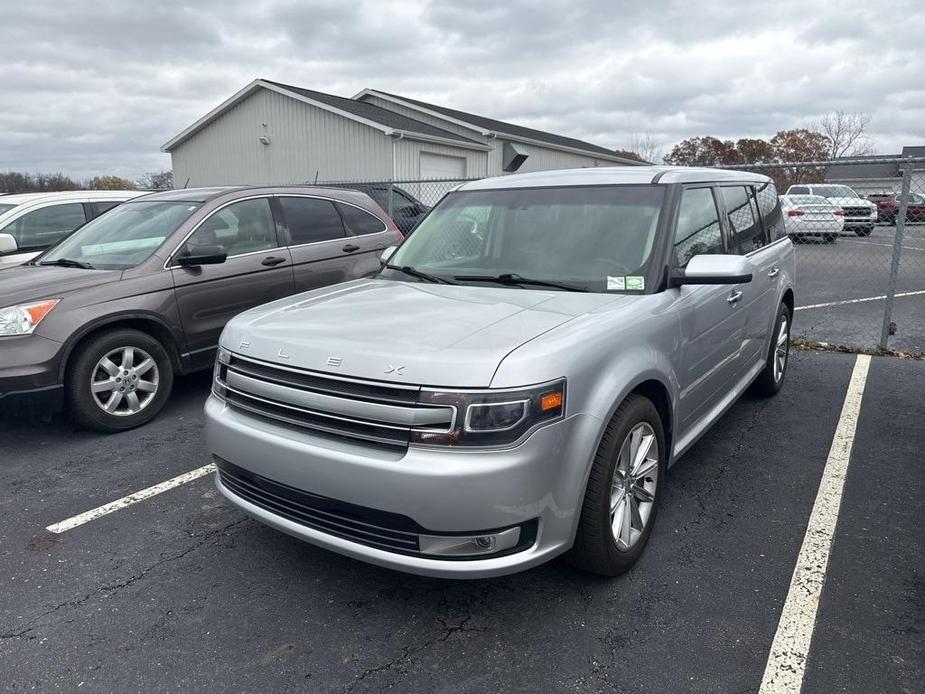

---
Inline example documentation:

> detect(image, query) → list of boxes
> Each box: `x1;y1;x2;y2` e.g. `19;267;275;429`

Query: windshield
813;185;859;200
39;201;201;269
384;185;665;293
0;203;16;216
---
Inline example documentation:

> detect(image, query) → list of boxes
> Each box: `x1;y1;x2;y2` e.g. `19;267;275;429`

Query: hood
222;279;626;387
0;265;122;307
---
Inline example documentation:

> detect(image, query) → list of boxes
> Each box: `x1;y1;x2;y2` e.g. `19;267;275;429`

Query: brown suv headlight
412;379;566;447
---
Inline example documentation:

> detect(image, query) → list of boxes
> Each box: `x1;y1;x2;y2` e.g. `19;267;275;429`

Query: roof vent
502;142;529;172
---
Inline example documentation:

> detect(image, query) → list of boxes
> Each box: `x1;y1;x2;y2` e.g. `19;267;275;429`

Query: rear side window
721;186;768;254
756;181;783;242
674;188;723;267
336;203;387;236
280;197;345;245
0;203;87;251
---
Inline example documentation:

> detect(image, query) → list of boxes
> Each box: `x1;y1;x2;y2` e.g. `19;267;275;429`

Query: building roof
162;79;490;152
359;89;640;164
459;166;769;191
826;147;925;180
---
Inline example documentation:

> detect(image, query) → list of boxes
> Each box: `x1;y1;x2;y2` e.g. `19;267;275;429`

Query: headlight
412;379;566;447
0;299;60;336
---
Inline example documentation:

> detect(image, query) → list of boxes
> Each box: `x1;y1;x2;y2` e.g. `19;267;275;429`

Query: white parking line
796;289;925;311
844;239;925;252
45;464;216;534
758;354;871;694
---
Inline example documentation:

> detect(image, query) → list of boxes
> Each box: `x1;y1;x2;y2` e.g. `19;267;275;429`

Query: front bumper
0;334;66;413
205;395;602;578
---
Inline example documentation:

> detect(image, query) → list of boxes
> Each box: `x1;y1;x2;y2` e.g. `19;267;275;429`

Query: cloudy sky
1;0;923;179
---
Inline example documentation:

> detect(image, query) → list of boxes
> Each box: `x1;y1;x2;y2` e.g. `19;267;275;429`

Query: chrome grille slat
219;354;455;448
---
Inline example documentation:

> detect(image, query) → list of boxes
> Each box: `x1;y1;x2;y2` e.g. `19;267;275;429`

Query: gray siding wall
488;139;619;177
170;88;393;186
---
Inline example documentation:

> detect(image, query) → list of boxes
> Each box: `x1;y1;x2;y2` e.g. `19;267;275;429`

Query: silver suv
205;167;796;578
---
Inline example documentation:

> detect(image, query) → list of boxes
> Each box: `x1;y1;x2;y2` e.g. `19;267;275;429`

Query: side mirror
0;233;18;255
380;246;397;265
671;254;753;286
177;244;227;267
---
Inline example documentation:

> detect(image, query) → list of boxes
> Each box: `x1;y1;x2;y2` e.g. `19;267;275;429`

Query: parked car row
0;186;402;430
867;191;925;225
0;190;143;268
785;183;877;236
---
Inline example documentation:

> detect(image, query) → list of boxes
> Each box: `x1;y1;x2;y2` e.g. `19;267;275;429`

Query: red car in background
868;192;925;225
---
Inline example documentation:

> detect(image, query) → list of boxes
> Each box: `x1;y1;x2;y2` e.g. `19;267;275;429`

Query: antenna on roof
183;177;190;189
313;170;319;184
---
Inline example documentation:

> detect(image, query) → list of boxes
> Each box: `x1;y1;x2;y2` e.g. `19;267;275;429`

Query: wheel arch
58;313;185;382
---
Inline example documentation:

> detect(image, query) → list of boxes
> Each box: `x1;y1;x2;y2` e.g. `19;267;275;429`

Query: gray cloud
0;0;922;179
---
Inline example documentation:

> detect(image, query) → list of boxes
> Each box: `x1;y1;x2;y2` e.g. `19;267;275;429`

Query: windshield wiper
384;264;457;285
39;258;94;269
453;272;590;292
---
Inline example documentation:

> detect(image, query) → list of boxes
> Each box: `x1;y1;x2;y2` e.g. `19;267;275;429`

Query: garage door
420;152;466;180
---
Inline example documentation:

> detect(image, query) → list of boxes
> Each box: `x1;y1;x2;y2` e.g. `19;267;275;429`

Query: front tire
855;226;873;237
823;233;837;244
750;303;791;397
568;394;666;576
66;329;174;432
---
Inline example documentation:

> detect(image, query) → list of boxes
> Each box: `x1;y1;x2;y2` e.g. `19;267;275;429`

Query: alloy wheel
773;316;789;383
610;422;659;551
90;346;160;416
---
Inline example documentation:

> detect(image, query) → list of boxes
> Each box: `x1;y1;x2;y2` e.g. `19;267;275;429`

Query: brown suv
0;186;402;430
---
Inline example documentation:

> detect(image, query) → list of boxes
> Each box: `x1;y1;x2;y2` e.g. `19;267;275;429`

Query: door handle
767;267;780;278
727;290;743;305
261;256;287;267
342;244;360;253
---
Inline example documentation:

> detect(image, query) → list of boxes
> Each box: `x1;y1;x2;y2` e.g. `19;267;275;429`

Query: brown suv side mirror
177;244;228;267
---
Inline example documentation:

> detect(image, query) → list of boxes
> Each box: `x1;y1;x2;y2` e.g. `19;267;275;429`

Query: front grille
842;206;871;217
217;354;455;448
216;458;424;555
215;457;539;560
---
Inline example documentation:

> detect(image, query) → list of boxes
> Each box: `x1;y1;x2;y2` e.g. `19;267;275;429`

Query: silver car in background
780;193;846;243
205;166;796;578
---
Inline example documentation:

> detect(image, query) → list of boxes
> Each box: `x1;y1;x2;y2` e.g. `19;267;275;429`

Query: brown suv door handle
342;244;360;253
261;256;287;267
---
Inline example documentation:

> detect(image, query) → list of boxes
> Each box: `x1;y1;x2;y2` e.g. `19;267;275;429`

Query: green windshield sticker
625;276;645;291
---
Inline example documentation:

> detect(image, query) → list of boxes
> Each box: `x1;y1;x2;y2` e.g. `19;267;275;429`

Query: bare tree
817;111;875;158
629;133;662;164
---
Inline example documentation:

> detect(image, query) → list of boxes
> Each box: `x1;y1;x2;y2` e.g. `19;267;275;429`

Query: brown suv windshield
39;201;202;270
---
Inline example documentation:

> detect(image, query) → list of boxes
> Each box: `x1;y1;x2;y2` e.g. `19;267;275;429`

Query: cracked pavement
1;352;922;693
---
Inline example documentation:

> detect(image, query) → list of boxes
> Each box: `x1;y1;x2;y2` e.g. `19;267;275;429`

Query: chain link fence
315;178;477;236
319;161;925;355
725;157;925;354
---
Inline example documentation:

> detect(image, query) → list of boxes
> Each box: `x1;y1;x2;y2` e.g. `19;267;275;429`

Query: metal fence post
879;161;912;349
387;182;394;218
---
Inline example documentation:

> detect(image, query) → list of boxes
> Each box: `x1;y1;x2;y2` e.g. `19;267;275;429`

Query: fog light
419;527;520;557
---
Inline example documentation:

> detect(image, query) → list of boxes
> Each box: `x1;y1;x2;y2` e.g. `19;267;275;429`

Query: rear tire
568;394;666;577
750;303;791;397
823;233;837;243
855;226;873;237
66;329;174;432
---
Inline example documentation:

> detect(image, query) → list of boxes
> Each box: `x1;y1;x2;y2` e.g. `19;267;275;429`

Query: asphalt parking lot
794;222;925;353
1;350;922;693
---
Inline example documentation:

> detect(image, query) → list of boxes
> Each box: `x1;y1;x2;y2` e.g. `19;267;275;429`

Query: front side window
674;188;723;267
40;201;201;269
386;185;665;292
336;203;386;236
186;198;276;257
1;203;86;251
721;186;768;254
280;197;344;245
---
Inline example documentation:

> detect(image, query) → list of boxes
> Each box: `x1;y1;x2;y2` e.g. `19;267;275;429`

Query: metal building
162;79;641;188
